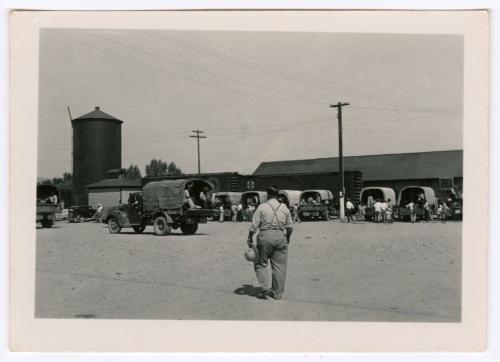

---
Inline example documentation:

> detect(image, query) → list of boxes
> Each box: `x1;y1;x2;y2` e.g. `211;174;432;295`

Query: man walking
247;187;293;300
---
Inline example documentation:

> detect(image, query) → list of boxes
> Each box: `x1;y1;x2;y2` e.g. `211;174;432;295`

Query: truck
359;187;397;221
103;178;214;235
298;190;335;221
36;184;61;228
397;186;437;221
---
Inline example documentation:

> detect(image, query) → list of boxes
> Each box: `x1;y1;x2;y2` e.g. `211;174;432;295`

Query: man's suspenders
266;202;284;230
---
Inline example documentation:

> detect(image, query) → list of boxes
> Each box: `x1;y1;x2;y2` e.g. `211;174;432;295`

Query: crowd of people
215;197;258;222
353;192;454;224
353;198;395;223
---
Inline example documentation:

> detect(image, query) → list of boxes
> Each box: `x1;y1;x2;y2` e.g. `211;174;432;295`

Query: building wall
88;188;140;208
73;120;122;205
237;172;363;200
143;172;363;200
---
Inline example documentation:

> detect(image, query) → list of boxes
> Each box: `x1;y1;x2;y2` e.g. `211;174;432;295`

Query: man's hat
266;186;279;197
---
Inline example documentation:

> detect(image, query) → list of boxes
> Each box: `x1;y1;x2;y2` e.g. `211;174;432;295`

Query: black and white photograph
9;10;489;352
34;27;465;321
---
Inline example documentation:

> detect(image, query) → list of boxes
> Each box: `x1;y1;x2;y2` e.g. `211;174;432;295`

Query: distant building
143;171;363;201
253;149;463;200
87;177;141;208
97;150;462;206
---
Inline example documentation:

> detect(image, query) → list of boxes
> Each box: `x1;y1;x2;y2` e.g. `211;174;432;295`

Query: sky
37;29;463;178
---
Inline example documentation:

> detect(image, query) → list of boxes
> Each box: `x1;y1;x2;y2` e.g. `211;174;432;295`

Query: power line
91;33;328;107
145;30;456;112
145;31;396;106
57;33;324;108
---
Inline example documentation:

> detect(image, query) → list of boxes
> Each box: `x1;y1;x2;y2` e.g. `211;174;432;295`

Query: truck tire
133;225;146;234
108;217;121;234
180;222;198;235
153;216;172;236
41;219;53;228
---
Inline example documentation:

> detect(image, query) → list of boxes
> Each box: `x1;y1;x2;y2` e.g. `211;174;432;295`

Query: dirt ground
35;218;461;321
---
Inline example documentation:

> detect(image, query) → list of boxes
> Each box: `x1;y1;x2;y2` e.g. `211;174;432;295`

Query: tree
123;164;142;179
145;159;183;177
168;161;182;176
145;159;168;177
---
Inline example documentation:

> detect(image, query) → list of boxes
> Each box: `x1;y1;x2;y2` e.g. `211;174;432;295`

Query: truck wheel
133;225;146;234
41;219;53;228
180;222;198;235
153;216;172;236
108;217;121;234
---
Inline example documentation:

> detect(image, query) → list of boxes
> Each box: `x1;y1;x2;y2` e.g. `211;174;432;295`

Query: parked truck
103;178;214;235
36;184;61;228
298;190;335;221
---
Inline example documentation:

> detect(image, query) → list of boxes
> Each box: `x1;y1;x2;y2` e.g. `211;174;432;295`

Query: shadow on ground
234;284;269;299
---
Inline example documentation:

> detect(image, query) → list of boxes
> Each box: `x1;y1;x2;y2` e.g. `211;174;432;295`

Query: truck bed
36;204;61;214
183;208;215;218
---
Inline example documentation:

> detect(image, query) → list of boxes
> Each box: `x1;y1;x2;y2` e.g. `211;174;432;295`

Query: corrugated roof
253;150;463;181
87;178;141;189
73;106;123;123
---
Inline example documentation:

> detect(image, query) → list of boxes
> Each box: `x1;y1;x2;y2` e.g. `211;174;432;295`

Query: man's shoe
270;291;282;300
256;288;272;299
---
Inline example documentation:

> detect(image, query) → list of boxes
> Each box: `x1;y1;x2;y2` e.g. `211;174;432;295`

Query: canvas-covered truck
298;190;335;221
104;178;214;235
36;184;62;228
397;186;437;221
277;190;302;209
359;187;397;221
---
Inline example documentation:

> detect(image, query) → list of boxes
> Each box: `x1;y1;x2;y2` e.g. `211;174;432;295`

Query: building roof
87;177;141;189
73;106;123;123
253;150;463;181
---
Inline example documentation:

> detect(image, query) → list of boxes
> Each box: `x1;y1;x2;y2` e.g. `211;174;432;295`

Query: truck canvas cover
142;179;188;211
142;179;214;211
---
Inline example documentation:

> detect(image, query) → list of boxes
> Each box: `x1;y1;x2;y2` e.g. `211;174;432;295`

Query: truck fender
154;212;173;224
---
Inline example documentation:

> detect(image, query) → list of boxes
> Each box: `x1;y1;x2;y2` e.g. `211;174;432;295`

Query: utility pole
190;130;207;174
330;102;350;219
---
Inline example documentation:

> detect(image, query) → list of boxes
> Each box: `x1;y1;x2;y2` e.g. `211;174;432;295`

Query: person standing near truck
345;198;355;223
408;200;417;223
247;187;293;300
231;203;238;222
373;199;382;223
49;192;58;204
292;203;301;223
219;204;224;222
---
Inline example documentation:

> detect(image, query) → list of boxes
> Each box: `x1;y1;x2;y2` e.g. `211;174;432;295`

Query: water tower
72;106;123;205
